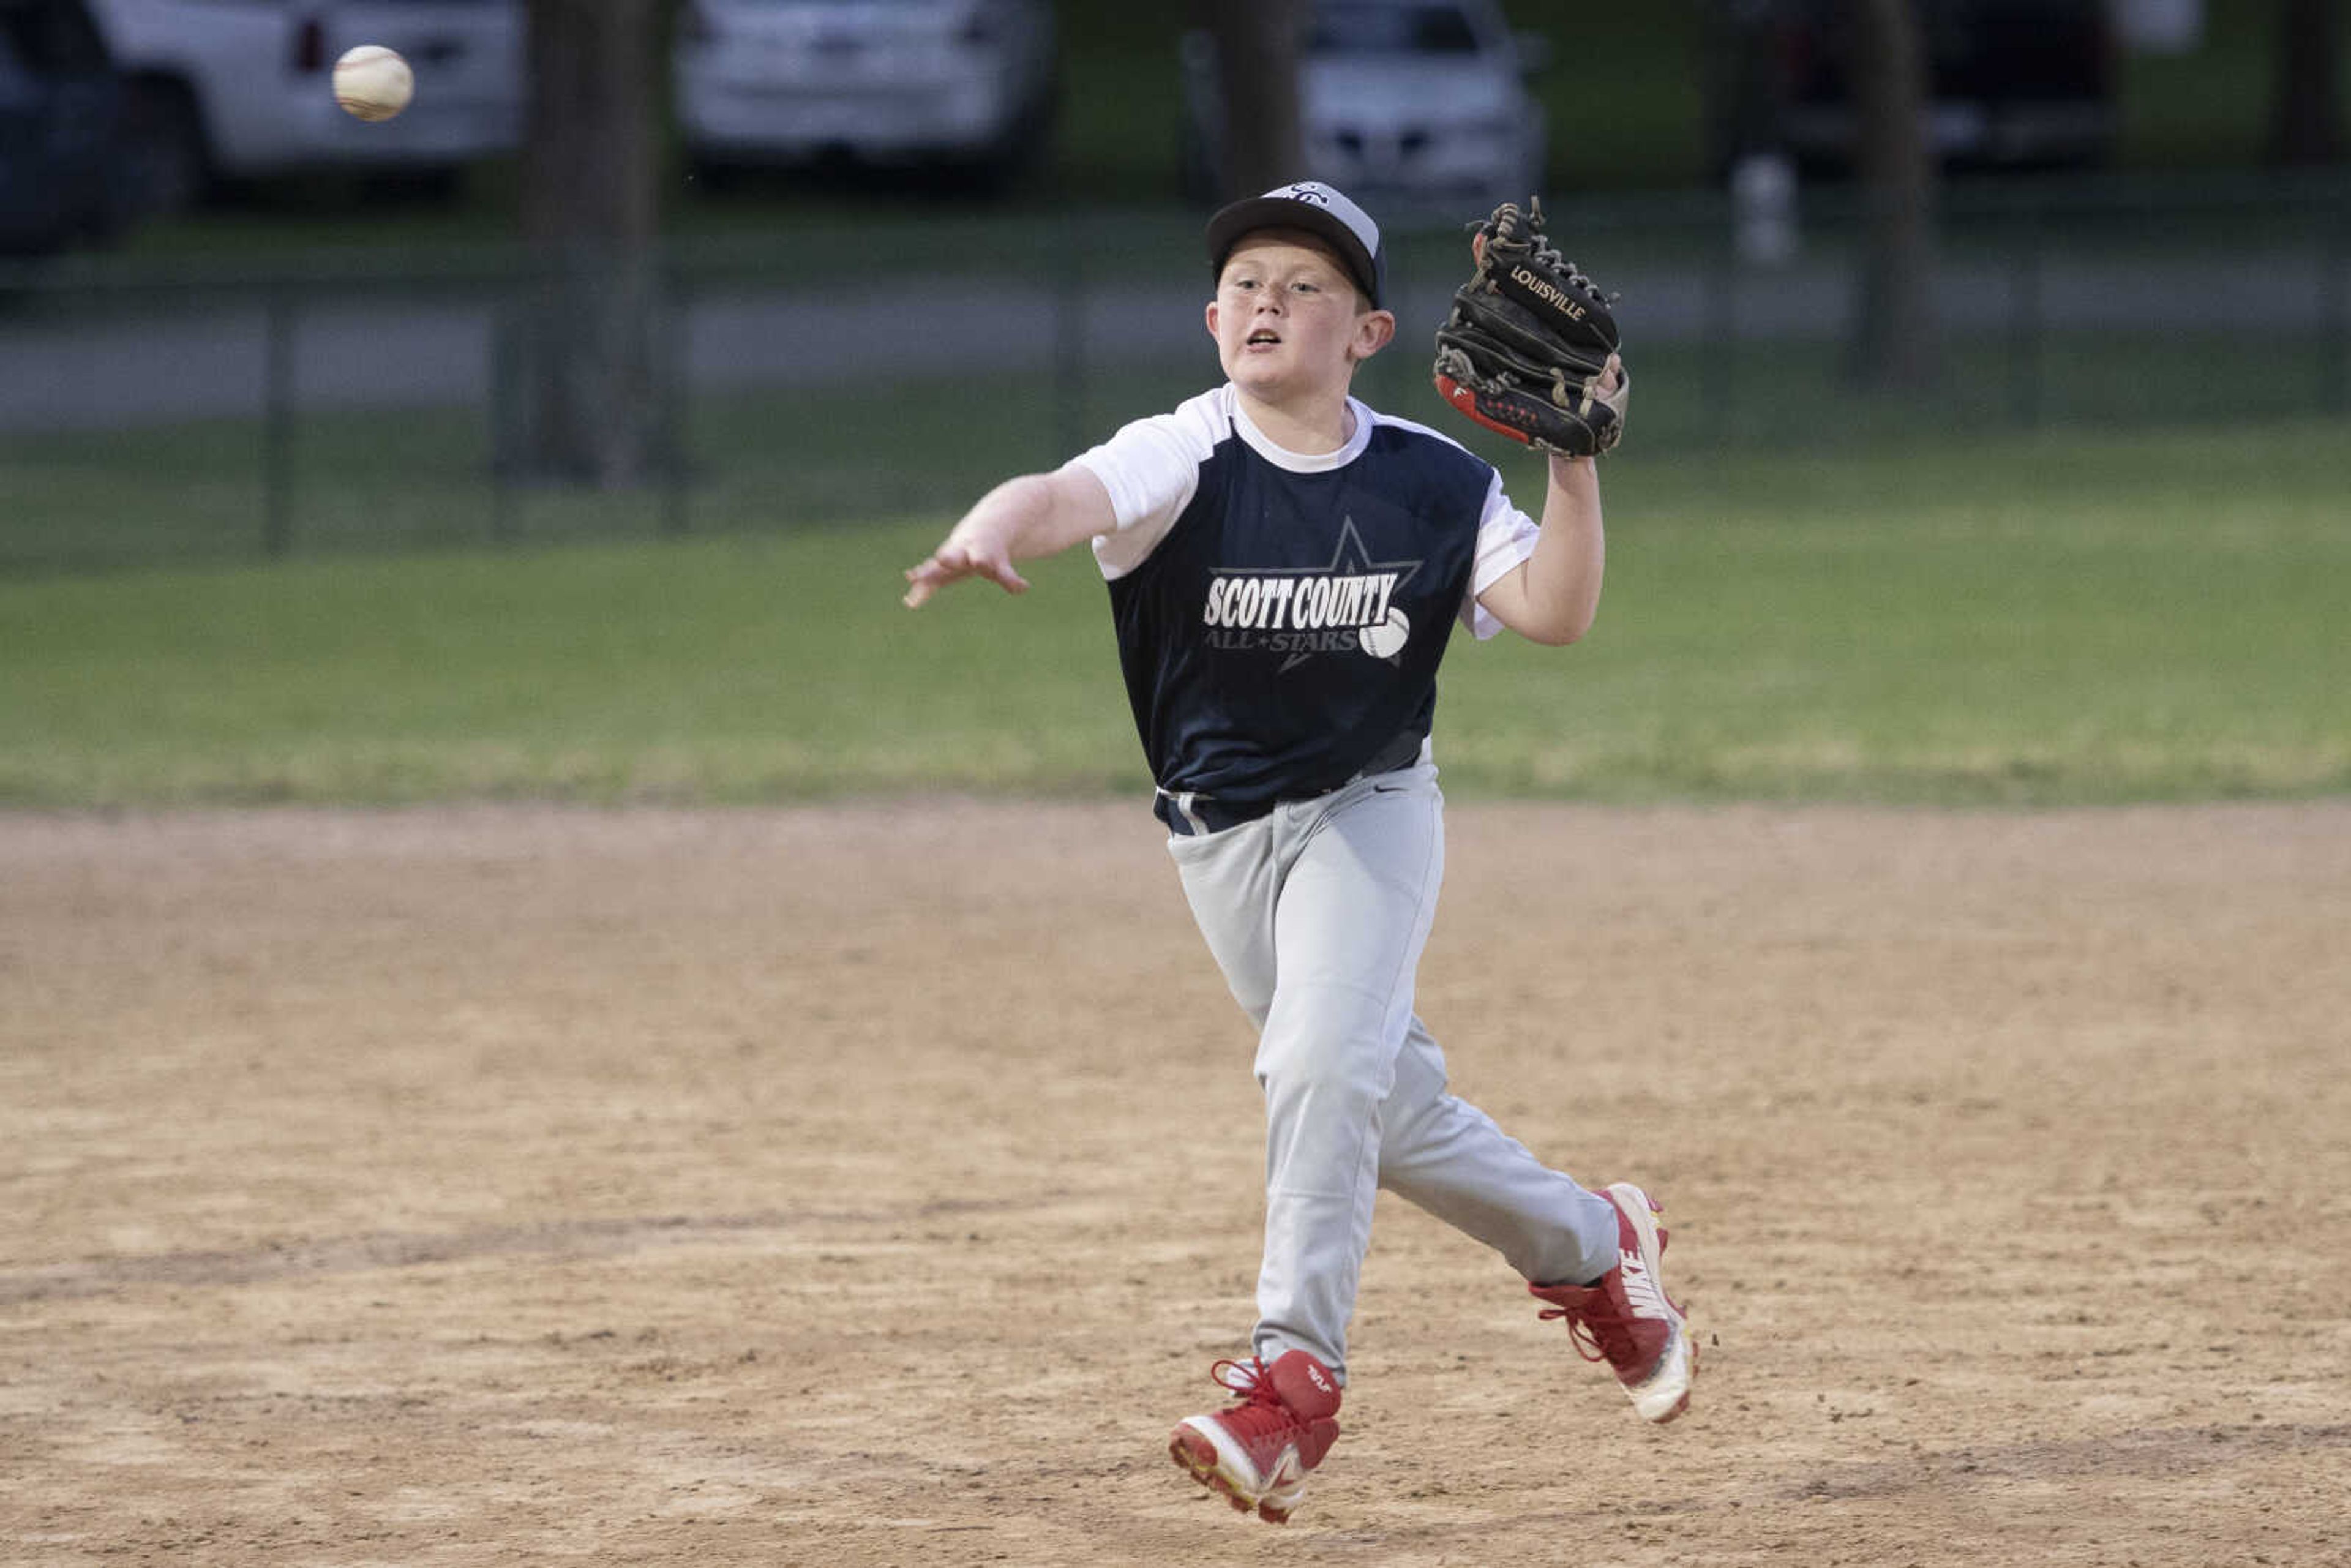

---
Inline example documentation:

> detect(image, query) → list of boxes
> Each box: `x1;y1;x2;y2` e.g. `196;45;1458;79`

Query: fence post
489;261;520;545
2323;184;2349;415
661;252;690;538
263;284;296;557
1054;208;1087;467
2008;201;2042;431
1704;209;1736;447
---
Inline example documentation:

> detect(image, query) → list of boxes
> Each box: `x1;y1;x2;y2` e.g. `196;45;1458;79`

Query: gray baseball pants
1164;759;1620;1384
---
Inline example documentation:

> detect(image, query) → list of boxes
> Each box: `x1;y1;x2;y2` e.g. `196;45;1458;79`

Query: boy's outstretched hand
902;533;1029;609
901;468;1116;609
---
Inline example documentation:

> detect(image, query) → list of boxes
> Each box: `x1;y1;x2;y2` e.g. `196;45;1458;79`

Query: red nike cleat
1529;1181;1695;1423
1168;1348;1342;1524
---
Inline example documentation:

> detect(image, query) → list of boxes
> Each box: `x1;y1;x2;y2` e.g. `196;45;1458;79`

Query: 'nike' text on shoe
1529;1180;1695;1423
1168;1349;1341;1524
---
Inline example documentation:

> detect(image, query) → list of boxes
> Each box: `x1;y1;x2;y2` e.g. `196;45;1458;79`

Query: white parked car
1182;0;1547;216
88;0;522;215
674;0;1057;187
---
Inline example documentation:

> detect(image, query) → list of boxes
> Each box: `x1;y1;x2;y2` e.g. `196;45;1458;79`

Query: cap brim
1205;198;1383;309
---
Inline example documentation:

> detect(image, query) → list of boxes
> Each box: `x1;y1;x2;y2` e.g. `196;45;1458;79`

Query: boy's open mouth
1247;329;1281;345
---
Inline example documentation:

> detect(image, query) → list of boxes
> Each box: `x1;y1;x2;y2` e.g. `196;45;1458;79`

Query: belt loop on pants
1153;788;1269;838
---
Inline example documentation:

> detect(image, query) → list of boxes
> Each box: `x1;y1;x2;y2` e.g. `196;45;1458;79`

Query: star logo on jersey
1201;517;1424;672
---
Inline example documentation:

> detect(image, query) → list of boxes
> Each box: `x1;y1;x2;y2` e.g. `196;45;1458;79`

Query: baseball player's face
1209;234;1393;406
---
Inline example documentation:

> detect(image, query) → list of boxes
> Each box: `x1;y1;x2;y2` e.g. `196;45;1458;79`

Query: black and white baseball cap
1205;181;1386;309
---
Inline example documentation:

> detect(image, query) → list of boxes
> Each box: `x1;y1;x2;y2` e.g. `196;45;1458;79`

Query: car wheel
685;156;749;195
952;77;1057;194
114;78;212;220
359;167;467;205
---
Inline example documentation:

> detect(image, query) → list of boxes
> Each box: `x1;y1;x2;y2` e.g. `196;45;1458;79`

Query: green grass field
3;419;2343;809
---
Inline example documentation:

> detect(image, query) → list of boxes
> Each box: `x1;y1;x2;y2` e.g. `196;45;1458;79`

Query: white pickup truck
89;0;522;214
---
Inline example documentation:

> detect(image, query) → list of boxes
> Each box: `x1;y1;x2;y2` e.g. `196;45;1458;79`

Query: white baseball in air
1359;608;1411;660
334;45;414;122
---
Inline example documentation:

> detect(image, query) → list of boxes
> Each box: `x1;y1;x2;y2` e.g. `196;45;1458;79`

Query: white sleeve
1459;470;1540;640
1069;389;1224;580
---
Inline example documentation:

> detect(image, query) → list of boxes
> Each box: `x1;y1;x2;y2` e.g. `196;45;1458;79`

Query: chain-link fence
2;171;2344;575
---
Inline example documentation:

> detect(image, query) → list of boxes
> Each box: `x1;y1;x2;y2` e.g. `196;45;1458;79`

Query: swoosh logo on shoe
1620;1251;1671;1317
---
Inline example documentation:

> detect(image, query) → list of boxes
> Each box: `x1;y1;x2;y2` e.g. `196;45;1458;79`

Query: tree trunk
1846;0;1941;390
504;0;669;489
1200;0;1303;198
2267;0;2344;166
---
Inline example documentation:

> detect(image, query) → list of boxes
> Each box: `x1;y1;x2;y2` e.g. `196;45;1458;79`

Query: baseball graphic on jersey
1357;608;1411;659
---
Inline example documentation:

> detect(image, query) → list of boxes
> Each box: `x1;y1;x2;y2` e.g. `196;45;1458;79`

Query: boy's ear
1351;309;1397;362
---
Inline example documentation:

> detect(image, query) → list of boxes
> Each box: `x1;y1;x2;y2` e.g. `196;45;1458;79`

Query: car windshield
1308;2;1480;54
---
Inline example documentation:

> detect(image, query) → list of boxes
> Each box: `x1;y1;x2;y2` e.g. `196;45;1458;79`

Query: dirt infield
4;801;2347;1567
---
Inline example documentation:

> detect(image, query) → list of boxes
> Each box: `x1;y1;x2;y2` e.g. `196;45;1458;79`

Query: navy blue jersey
1073;385;1538;816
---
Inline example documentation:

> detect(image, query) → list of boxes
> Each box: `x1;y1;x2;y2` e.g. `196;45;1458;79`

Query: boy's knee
1256;1026;1392;1113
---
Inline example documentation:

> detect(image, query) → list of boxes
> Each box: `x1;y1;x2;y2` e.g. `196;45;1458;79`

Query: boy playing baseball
902;181;1691;1524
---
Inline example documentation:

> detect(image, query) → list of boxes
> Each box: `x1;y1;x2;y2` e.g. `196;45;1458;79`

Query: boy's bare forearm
966;471;1106;561
902;466;1114;609
1501;454;1606;645
1541;450;1606;596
